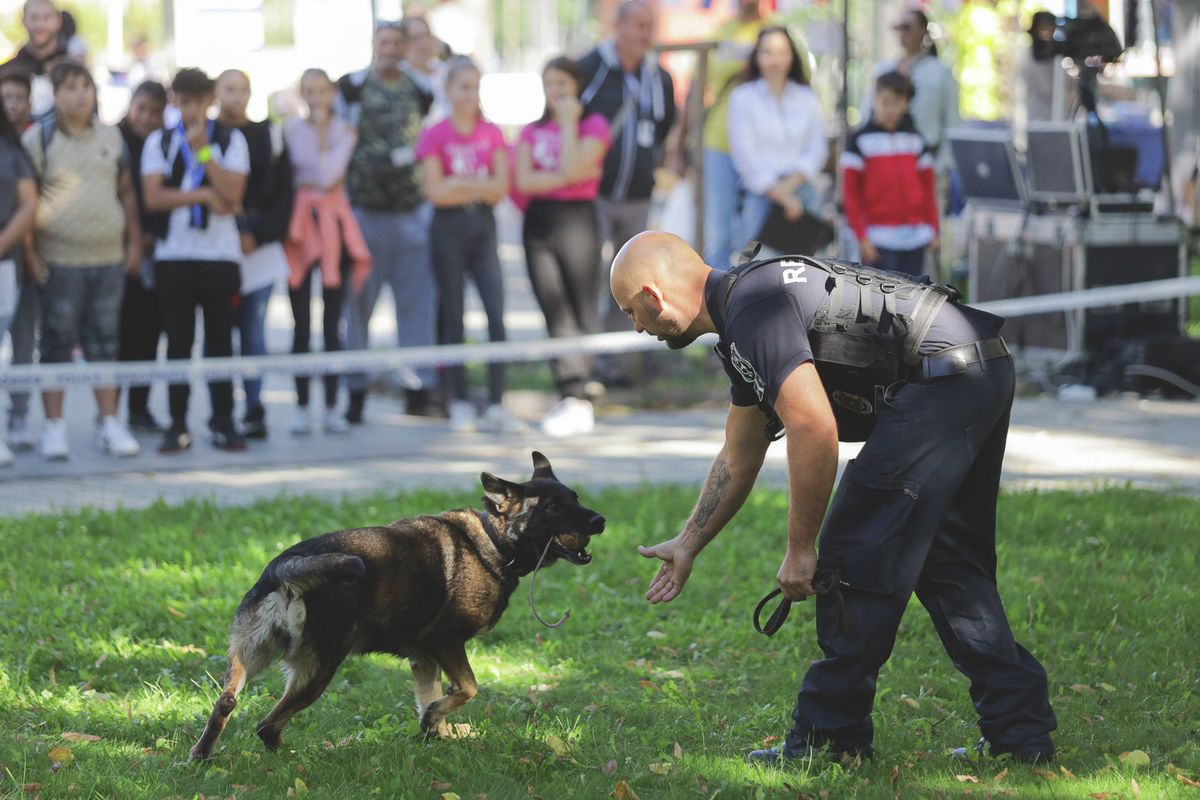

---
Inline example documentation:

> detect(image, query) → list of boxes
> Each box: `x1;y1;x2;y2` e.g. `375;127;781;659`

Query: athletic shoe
541;397;594;438
290;406;313;435
209;418;247;452
323;408;349;434
951;737;1054;764
7;415;35;451
159;424;193;453
0;438;13;467
447;399;477;433
127;408;166;433
747;742;873;766
97;416;140;457
40;418;69;460
241;405;268;440
481;403;527;434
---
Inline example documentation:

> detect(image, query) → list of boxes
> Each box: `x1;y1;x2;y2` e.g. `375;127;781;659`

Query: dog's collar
476;510;541;578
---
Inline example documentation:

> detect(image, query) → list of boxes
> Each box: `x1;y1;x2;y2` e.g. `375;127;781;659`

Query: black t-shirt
706;258;1004;415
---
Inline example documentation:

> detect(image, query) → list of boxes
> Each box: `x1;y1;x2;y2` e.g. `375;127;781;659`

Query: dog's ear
531;451;557;481
481;472;524;516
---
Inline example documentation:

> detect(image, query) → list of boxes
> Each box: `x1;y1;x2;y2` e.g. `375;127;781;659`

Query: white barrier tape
972;275;1200;317
0;332;692;390
2;276;1198;390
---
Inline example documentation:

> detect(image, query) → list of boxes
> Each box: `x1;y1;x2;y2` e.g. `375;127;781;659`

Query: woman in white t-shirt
727;26;827;255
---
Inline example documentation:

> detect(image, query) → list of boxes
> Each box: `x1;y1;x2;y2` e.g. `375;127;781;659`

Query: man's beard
663;332;696;350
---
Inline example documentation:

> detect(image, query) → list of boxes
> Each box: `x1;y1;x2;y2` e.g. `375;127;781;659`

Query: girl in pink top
283;68;371;435
416;57;521;434
515;56;611;438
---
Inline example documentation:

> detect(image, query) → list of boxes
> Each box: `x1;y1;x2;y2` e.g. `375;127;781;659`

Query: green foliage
1;486;1198;798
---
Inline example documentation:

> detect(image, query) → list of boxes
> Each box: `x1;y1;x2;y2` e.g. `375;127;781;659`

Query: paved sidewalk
1;383;1198;516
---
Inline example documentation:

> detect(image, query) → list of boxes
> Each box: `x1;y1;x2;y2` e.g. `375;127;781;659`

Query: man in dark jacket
0;0;70;121
577;0;676;336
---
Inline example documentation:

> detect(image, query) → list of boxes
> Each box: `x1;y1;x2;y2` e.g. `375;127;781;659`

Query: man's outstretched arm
640;403;772;603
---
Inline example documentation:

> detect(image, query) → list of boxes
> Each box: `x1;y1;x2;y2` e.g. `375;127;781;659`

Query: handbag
755;202;835;256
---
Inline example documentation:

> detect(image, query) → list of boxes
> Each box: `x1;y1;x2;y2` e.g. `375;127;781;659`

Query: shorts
39;263;125;363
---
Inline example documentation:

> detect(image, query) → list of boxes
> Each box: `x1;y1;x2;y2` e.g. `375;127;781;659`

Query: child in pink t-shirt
416;57;521;434
515;56;611;438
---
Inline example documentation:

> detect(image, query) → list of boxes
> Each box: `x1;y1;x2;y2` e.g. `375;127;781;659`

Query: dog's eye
544;500;557;512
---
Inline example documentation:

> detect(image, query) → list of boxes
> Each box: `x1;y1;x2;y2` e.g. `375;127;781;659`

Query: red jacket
842;115;938;246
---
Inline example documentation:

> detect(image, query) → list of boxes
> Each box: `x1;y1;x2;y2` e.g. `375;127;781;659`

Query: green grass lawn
2;486;1198;799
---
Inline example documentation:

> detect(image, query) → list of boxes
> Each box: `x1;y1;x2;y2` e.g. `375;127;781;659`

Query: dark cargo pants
787;355;1056;755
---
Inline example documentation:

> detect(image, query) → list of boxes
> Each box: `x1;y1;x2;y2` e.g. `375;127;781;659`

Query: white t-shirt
141;126;250;263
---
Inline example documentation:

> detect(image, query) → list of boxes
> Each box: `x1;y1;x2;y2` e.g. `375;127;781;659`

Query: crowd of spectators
0;0;960;466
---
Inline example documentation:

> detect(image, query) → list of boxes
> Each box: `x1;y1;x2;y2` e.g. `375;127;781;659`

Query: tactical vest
712;246;962;442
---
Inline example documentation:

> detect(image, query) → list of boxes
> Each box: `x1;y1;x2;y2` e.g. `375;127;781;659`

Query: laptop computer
947;128;1027;208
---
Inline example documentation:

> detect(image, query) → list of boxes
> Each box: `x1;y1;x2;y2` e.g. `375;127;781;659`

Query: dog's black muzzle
552;513;605;565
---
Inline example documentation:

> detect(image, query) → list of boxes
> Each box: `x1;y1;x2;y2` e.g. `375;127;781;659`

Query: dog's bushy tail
267;553;366;593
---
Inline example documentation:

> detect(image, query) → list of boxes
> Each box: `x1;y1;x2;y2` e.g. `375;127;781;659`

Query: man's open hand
638;537;695;604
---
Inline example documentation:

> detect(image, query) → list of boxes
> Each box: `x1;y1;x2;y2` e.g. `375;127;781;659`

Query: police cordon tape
3;275;1200;390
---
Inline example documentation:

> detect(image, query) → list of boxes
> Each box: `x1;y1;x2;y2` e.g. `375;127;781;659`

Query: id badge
390;145;416;167
637;119;655;149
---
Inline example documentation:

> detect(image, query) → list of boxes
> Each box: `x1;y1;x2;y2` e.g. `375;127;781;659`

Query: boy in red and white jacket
842;70;939;276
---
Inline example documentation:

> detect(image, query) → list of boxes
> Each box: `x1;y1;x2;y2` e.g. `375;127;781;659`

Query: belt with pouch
913;337;1009;382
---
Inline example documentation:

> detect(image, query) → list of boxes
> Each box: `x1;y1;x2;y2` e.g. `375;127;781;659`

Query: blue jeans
702;148;743;270
236;283;272;411
873;246;927;277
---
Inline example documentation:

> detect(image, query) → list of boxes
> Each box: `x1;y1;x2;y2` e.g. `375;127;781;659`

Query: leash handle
753;588;792;637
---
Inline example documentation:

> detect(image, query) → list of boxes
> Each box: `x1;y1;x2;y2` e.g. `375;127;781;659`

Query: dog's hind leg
254;653;342;752
189;654;249;760
419;642;478;739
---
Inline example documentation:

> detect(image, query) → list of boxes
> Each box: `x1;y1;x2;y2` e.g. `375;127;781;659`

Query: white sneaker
481;403;527;434
40;418;69;460
98;416;140;457
0;438;12;467
448;399;477;433
7;416;34;451
290;406;313;435
541;397;595;438
323;408;349;434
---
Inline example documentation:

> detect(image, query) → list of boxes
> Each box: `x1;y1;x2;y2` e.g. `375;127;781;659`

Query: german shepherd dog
189;452;604;760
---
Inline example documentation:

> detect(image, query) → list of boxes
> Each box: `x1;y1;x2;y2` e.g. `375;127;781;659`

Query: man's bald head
610;231;713;349
610;231;706;303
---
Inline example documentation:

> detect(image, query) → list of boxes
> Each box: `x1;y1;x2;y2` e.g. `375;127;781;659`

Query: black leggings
522;199;601;399
155;260;241;425
431;205;506;404
119;270;161;414
288;266;345;409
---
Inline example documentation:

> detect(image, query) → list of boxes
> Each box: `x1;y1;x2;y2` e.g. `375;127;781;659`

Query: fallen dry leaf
1176;774;1200;788
293;777;308;794
646;630;667;639
440;793;461;800
1069;683;1095;695
954;775;979;784
22;785;40;796
1099;682;1117;693
60;733;99;743
545;735;569;757
430;781;452;791
166;606;186;618
611;780;640;800
1088;794;1114;800
1119;749;1151;768
1060;765;1077;779
1034;769;1058;780
648;762;671;776
1131;777;1141;798
900;695;920;710
47;746;73;766
674;742;683;759
993;767;1008;782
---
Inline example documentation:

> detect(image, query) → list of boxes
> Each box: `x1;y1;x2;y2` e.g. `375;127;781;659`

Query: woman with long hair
416;57;521;433
727;25;827;256
515;56;610;438
282;68;370;435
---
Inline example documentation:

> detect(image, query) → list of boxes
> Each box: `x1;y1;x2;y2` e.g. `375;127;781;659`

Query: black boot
345;389;366;425
241;405;268;439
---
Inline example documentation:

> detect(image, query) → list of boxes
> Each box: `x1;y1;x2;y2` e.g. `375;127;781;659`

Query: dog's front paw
255;723;283;752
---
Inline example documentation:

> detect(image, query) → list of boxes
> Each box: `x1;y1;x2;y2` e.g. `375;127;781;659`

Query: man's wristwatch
196;145;213;165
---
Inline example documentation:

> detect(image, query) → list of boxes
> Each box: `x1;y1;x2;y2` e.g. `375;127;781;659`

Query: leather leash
754;567;849;637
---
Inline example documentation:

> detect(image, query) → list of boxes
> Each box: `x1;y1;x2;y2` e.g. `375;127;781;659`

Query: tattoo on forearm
682;457;731;548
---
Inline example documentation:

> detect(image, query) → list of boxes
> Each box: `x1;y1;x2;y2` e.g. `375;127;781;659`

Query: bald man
611;232;1056;765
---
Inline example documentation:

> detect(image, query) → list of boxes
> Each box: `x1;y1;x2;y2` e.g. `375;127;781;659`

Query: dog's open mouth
551;533;593;565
